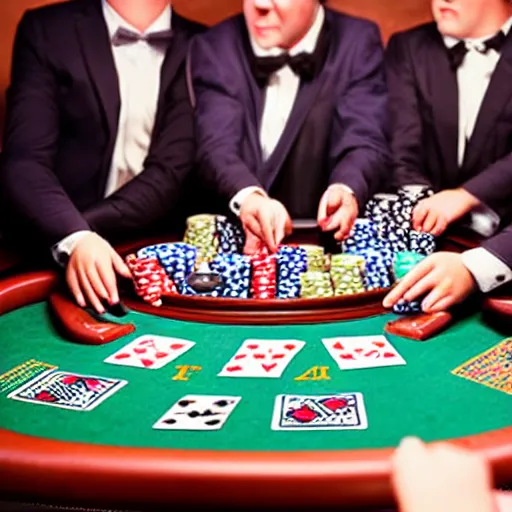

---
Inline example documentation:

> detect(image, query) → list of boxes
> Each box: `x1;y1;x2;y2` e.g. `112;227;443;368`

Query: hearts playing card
271;393;368;431
322;335;405;370
218;339;305;378
104;335;195;369
153;395;241;431
7;370;127;411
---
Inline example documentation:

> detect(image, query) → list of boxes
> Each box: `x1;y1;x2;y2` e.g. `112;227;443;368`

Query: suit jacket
190;9;390;219
386;22;512;222
483;224;512;270
0;0;203;249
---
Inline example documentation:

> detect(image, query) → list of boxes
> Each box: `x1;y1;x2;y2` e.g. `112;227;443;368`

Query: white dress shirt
53;0;170;261
444;17;512;292
230;6;351;214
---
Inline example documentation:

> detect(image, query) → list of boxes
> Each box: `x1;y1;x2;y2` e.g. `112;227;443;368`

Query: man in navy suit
0;0;202;312
191;0;390;253
384;0;512;313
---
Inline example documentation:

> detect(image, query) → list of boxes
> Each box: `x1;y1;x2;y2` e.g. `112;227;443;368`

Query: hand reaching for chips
412;188;480;235
317;184;359;241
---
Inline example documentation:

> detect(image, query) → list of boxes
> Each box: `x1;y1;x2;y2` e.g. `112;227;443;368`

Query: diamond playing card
153;395;241;431
322;335;405;370
7;370;127;411
271;393;368;431
218;339;305;378
104;335;195;369
452;338;512;395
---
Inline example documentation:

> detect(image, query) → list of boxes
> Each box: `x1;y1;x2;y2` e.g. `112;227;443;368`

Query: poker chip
183;214;218;269
393;299;423;315
330;254;366;296
300;271;334;298
216;216;245;255
392;251;426;281
299;244;327;272
276;246;307;299
409;230;436;256
341;219;381;254
211;254;251;299
126;254;177;307
250;249;277;300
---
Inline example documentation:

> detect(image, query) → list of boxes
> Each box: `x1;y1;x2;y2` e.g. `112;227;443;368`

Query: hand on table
317;185;359;241
412;188;480;236
391;437;496;512
383;252;477;313
66;232;131;314
240;193;292;254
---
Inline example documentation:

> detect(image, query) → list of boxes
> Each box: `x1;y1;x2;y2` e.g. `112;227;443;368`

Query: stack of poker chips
0;359;57;394
216;216;245;255
276;246;308;299
358;250;393;291
330;254;366;296
341;219;382;253
250;250;277;300
409;230;436;256
183;215;219;269
300;271;334;298
137;243;197;289
210;254;251;298
391;251;427;314
126;254;177;307
300;244;327;272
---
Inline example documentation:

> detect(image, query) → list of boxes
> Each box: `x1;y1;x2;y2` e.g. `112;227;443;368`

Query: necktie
111;27;173;48
448;31;506;70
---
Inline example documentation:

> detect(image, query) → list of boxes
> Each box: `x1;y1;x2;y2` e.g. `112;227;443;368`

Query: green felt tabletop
0;302;510;451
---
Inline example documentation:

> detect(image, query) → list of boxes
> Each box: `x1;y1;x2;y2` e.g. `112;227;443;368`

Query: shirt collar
102;0;172;38
250;5;325;57
443;16;512;49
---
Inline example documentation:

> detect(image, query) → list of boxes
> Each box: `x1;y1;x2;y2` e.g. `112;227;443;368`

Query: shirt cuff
461;247;512;293
229;186;267;216
51;230;91;267
328;183;355;196
465;204;500;238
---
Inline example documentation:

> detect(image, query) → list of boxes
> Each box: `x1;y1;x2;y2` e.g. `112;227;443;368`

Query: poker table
0;231;511;511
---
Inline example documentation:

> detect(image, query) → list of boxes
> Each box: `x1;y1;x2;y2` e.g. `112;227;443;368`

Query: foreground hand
391;437;495;512
413;189;480;235
66;232;131;313
317;185;359;241
383;252;476;313
240;193;292;253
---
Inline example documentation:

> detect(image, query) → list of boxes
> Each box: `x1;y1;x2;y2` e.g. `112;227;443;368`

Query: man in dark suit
386;0;512;238
0;0;202;313
190;0;390;253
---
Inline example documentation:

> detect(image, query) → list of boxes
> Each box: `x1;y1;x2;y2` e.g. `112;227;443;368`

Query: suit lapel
429;30;460;179
75;0;120;139
464;32;512;171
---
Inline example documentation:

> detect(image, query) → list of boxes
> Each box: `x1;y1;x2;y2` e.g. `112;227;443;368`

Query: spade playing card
7;370;127;411
218;339;305;378
322;335;405;370
271;393;368;431
153;395;241;431
104;335;195;369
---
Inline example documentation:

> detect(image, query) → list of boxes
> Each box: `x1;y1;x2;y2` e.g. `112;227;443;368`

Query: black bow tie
448;31;507;70
253;52;318;84
111;27;173;48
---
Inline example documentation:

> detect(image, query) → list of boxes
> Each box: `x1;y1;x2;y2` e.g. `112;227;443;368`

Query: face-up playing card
271;393;368;431
7;370;127;411
218;339;305;378
322;335;405;370
104;335;195;369
153;395;241;431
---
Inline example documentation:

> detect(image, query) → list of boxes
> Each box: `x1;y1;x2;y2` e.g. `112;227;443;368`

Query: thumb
112;250;132;278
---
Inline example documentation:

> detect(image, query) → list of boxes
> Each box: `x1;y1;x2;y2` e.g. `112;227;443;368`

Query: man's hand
66;232;131;313
317;185;358;241
413;188;480;235
240;193;292;253
383;252;477;313
391;437;495;512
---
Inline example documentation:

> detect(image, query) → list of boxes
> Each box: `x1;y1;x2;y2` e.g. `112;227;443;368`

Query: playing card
153;395;241;431
104;335;195;369
7;370;127;411
271;393;368;431
218;339;305;378
322;335;405;370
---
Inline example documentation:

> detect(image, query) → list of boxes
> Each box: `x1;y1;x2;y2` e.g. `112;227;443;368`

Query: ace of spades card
272;393;368;431
104;335;195;369
218;339;305;378
322;335;405;370
8;370;127;411
153;395;241;431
